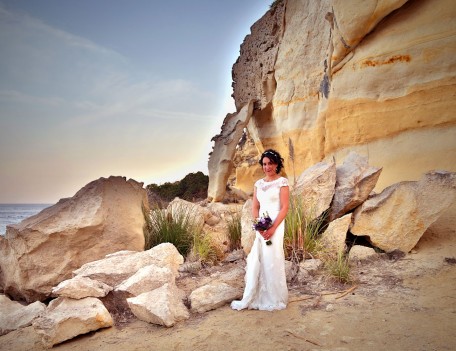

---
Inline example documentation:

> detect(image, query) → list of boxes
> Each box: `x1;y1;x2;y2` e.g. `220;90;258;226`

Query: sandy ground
1;227;456;351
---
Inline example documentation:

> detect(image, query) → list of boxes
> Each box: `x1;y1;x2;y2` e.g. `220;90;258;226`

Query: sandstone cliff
208;0;456;201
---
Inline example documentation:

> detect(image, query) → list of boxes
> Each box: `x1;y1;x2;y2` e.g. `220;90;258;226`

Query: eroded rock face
232;1;286;111
208;101;254;202
329;0;409;70
230;131;264;196
210;0;456;203
0;176;149;302
351;171;456;252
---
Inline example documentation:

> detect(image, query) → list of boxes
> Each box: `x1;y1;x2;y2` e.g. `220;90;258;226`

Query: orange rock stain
361;55;411;68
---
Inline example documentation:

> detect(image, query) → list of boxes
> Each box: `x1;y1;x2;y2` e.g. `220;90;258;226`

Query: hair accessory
263;151;276;157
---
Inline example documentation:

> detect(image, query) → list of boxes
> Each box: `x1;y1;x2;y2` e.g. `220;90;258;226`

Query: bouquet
252;212;273;245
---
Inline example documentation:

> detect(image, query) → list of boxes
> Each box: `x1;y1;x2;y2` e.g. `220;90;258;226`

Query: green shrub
304;210;327;256
284;194;304;262
144;204;199;256
284;195;327;263
270;0;283;9
323;250;352;283
191;231;222;266
226;211;242;251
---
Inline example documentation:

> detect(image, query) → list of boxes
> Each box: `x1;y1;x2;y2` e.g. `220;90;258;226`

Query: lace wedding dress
231;177;289;311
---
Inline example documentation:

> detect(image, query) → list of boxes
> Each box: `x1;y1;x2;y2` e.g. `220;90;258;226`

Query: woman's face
262;156;277;176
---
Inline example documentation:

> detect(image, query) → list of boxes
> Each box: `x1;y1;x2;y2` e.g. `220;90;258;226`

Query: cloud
0;89;66;107
0;4;221;124
0;4;122;58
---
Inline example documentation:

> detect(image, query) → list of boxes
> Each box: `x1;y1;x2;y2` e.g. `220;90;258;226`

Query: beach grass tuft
191;231;223;266
226;211;242;251
323;250;352;283
144;204;197;256
284;195;327;263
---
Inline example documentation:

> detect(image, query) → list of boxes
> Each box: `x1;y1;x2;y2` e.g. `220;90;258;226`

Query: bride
231;149;289;311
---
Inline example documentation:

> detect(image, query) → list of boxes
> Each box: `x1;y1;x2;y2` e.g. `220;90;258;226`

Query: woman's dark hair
259;149;284;174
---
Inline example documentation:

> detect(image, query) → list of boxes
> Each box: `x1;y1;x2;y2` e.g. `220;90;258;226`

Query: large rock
210;0;456;202
0;176;149;302
293;158;336;220
167;197;211;229
348;246;378;263
189;282;241;313
126;283;189;327
295;259;323;284
330;152;382;220
73;243;184;287
320;214;352;254
351;171;456;252
0;294;45;335
115;264;175;297
51;276;112;299
240;199;255;255
33;297;113;348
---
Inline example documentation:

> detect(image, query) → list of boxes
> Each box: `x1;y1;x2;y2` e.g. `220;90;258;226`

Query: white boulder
0;294;45;336
189;282;242;313
33;297;113;348
52;276;112;299
351;171;456;252
73;243;183;286
127;283;189;327
115;264;175;297
330;152;382;220
293;158;336;219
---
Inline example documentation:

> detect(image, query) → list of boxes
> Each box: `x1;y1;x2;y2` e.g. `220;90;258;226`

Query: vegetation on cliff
146;171;208;207
269;0;283;9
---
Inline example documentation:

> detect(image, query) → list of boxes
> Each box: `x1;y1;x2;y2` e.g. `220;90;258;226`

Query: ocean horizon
0;203;52;235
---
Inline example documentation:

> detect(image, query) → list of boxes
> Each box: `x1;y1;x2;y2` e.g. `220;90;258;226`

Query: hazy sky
0;0;270;203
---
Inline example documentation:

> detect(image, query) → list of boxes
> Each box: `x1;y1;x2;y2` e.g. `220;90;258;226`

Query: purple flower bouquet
253;212;273;245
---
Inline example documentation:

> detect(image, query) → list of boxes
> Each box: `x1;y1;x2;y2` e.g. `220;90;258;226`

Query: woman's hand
261;227;275;240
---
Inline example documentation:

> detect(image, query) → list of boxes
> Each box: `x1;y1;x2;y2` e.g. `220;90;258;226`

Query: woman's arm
263;185;290;241
252;186;260;219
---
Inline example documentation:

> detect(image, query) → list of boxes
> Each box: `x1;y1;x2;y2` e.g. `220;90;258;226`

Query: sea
0;204;52;235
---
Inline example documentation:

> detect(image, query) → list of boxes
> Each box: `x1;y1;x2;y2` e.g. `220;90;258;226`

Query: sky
0;0;270;204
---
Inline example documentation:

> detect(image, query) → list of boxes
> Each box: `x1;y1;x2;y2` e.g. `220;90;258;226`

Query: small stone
223;249;245;262
325;304;335;312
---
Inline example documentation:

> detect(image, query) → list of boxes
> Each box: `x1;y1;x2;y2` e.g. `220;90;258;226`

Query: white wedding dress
231;177;289;311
